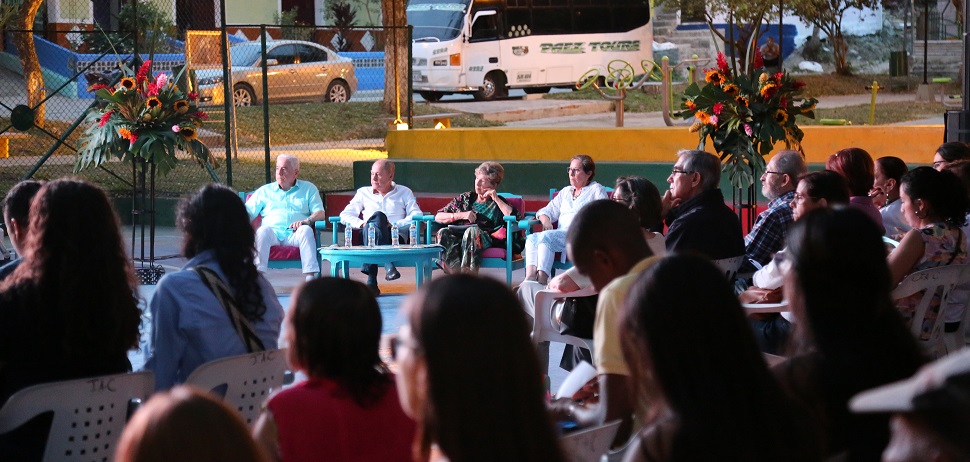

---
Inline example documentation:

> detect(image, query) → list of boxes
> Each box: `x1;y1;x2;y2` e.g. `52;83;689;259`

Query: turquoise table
319;244;443;288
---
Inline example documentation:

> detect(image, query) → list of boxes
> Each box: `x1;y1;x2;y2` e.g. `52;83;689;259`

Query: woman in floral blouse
434;162;522;273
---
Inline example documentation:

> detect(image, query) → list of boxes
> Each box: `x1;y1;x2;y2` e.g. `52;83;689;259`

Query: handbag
552;294;598;338
194;267;265;353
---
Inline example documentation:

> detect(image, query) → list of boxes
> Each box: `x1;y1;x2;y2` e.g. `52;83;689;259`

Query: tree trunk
832;31;850;75
14;0;46;128
381;0;409;116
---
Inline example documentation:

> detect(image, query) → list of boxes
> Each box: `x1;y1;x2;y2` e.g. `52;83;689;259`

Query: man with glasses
662;150;744;260
741;150;806;274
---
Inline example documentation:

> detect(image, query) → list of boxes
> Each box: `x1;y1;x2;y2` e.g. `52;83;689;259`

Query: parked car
195;40;358;107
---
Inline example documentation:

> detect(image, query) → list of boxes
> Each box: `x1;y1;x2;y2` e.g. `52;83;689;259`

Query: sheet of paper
556;361;597;398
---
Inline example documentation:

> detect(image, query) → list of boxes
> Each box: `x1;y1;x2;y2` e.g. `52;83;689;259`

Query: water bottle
344;224;353;247
367;224;376;247
409;222;418;246
391;223;400;247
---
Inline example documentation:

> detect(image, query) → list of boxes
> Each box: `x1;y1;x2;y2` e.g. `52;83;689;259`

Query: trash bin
889;51;908;77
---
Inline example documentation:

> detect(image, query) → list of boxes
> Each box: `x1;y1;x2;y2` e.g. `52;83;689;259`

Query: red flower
188;91;198;100
89;83;109;92
792;81;806;90
136;60;152;85
716;52;730;74
99;110;113;127
147;82;159;96
713;102;724;115
129;130;139;145
774;72;785;83
192;111;209;120
780;97;789;108
753;49;764;70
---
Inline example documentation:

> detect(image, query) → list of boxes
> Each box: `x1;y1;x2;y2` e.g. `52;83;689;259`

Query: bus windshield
407;0;470;42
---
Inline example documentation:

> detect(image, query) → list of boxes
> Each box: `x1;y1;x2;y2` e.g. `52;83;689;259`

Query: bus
408;0;652;101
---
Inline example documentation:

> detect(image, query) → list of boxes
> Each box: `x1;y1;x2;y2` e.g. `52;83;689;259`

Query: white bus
408;0;652;101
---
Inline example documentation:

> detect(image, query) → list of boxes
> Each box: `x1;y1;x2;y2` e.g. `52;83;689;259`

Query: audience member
394;274;564;462
525;154;608;285
775;207;926;460
0;180;44;281
887;167;968;341
942;160;970;350
826;147;885;233
742;150;806;274
253;277;415;462
742;170;850;354
850;348;970;462
933;141;970;171
339;159;423;294
245;154;326;280
550;200;658;447
0;179;141;459
662;149;744;260
115;385;269;462
872;156;912;237
147;184;283;390
434;161;522;274
620;255;819;462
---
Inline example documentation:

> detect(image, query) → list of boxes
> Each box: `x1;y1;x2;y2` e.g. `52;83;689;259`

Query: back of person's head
901;167;969;228
773;150;808;178
621;254;818;462
178;184;266;322
877;156;909;182
407;274;563;462
614;176;662;230
288;277;389;407
946;160;970;201
567;200;652;284
798;170;851;205
678;149;721;190
115;385;268;462
936;141;970;163
826;147;875;196
1;178;140;359
1;180;44;227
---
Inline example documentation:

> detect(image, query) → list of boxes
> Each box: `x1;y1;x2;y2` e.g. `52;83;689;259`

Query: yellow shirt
593;256;661;376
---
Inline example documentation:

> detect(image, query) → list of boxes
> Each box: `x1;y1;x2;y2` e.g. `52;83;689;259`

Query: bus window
470;11;502;42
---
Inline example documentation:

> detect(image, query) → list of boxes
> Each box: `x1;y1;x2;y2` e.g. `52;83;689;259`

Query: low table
319;244;443;288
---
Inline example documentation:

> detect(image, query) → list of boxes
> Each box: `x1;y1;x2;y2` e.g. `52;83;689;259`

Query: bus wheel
419;91;444;102
523;87;550;94
474;72;507;101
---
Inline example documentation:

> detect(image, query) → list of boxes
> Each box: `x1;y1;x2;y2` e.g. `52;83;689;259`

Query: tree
787;0;880;75
10;0;46;128
381;0;408;115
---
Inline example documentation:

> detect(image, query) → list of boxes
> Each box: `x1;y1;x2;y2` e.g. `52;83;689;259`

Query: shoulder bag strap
193;266;265;353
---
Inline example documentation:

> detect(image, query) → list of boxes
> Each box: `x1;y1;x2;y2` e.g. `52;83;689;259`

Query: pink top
267;377;416;462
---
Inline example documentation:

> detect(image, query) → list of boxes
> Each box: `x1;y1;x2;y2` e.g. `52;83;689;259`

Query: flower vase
131;155;165;285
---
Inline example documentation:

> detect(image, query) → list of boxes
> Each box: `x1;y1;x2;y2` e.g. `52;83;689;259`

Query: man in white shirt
339;159;423;294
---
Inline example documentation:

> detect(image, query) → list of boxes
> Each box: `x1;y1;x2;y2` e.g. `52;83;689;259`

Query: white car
196;40;358;106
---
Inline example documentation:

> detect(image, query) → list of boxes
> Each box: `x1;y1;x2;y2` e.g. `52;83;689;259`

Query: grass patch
792;74;961;96
801;101;945;125
544;84;689;113
1;118;83;158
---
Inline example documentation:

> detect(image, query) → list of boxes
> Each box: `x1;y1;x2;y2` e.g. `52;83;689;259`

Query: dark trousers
750;314;793;355
361;212;409;276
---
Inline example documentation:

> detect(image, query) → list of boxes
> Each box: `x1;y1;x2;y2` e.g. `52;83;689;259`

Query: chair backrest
0;371;154;462
891;264;966;354
559;420;622;462
184;349;288;426
532;289;596;374
712;255;745;280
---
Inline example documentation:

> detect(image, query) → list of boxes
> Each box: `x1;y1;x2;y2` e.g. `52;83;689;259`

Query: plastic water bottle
409;222;418;246
344;224;353;247
391;223;400;247
367;224;376;247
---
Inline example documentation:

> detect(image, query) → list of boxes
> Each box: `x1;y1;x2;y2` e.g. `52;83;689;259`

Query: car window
267;44;297;65
297;45;329;63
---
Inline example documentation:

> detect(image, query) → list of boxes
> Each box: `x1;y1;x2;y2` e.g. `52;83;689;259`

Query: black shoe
385;264;401;281
361;263;373;276
367;281;381;296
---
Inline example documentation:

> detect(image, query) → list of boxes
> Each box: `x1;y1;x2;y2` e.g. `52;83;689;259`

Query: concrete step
427;98;613;123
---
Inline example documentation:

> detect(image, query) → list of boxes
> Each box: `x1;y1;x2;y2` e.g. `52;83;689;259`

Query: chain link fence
1;1;410;200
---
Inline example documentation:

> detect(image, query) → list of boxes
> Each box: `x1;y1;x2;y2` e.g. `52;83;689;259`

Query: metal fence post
260;25;271;184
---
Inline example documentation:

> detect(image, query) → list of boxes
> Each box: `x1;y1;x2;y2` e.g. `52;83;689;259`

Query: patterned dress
436;192;522;272
895;223;968;340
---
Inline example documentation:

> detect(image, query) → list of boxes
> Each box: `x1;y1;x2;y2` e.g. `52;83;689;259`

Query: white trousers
525;228;568;273
255;225;320;274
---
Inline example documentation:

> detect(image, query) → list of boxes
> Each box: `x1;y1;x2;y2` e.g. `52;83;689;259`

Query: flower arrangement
75;59;215;175
675;52;818;189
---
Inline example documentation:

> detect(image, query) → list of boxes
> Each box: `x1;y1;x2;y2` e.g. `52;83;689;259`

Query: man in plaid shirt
741;150;806;274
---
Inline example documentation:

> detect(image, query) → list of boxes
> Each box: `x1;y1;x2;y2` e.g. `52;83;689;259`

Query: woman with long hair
146;183;283;390
0;178;141;457
394;274;564;462
777;207;927;460
252;277;415;461
620;254;819;462
825;147;884;233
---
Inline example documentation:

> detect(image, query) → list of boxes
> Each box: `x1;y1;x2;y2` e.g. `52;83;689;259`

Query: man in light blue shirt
245;154;326;279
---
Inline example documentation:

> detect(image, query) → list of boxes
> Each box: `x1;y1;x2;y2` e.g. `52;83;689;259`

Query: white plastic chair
560;420;622;462
0;371;154;462
891;264;967;357
712;255;745;280
532;288;597;374
184;349;288;425
944;264;970;354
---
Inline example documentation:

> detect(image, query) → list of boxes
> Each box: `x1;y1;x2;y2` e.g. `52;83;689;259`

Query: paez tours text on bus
539;41;641;54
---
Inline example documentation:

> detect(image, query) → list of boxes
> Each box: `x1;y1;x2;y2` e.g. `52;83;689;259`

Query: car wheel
474;72;507;101
523;87;551;94
419;91;444;102
325;80;350;103
233;84;255;107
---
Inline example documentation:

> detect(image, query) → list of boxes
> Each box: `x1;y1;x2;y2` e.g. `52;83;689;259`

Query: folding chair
559;420;623;462
184;349;288;425
891;264;967;357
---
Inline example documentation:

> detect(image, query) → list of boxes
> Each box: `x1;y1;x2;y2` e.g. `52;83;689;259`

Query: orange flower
118;127;132;139
174;100;189;114
760;83;777;98
774;109;789;124
146;97;162;110
735;95;749;107
179;126;198;141
705;70;725;86
120;78;136;91
695;111;711;124
722;83;739;96
685;99;697;110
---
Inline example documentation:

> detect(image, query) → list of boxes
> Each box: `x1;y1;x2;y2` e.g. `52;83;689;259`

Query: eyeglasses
670;168;692;176
567;168;585;175
389;334;421;361
792;193;818;204
612;194;630;205
763;171;786;176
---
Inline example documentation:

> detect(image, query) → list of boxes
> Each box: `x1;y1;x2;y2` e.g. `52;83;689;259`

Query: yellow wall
386;125;944;165
227;0;278;25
